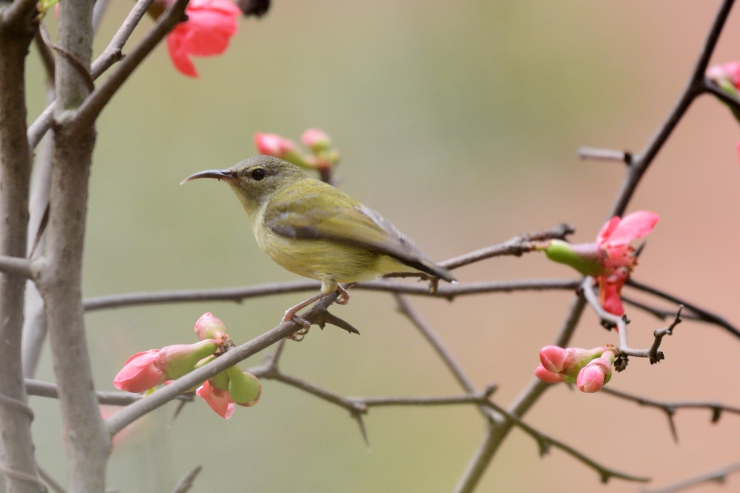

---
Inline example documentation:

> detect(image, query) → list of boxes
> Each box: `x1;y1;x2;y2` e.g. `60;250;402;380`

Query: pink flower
707;62;740;90
576;352;615;393
596;211;660;269
197;380;235;419
254;132;297;159
166;0;240;78
114;340;219;393
535;364;565;383
113;350;166;392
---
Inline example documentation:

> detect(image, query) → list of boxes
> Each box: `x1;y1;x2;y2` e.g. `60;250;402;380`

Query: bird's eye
250;168;266;181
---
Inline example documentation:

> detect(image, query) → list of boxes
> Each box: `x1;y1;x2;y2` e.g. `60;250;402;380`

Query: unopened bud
543;240;607;277
156;339;220;380
194;312;227;342
300;128;331;153
226;366;262;406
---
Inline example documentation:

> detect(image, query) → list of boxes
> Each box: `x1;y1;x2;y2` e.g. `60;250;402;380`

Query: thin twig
627;278;740;339
25;379;193;406
641;462;740;493
577;147;630;164
441;224;574;270
36;463;67;493
702;78;740;111
73;0;189;129
171;465;202;493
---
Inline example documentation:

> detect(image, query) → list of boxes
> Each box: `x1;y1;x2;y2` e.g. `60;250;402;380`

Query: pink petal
167;31;198;77
535;364;565;383
539;346;568;373
596;216;621;246
576;365;605;393
197;380;235;419
114;350;166;392
604;211;659;247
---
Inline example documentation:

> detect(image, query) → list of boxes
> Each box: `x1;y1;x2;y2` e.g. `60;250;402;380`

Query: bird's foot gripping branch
114;312;261;419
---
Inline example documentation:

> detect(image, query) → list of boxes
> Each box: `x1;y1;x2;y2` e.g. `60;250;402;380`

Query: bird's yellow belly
256;230;411;292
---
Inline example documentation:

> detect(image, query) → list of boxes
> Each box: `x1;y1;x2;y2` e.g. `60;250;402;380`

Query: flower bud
534;364;565;383
254;132;315;169
300;128;331;153
543;240;607;277
196;380;235;419
536;346;609;385
576;351;615;393
114;350;166;392
226;366;262;406
194;312;227;342
155;339;220;380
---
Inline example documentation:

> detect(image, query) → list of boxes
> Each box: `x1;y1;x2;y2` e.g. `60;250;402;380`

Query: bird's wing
264;180;455;282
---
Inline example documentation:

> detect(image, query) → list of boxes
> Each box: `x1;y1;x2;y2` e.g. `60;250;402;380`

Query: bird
182;155;455;330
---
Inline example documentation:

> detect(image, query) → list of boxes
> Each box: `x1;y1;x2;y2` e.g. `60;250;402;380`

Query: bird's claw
282;312;311;341
335;286;350;305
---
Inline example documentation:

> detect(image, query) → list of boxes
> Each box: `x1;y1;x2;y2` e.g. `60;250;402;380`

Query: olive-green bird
183;155;455;327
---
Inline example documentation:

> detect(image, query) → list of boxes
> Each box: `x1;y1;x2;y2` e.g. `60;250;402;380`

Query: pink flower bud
576;351;614;393
539;346;568;373
226;366;262;406
300;128;331;153
196;380;235;419
254;132;297;159
707;62;740;89
194;312;227;341
113;350;166;392
155;339;220;380
535;364;565;383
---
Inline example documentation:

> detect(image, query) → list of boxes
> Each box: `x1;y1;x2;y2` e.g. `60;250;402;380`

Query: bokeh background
23;0;740;491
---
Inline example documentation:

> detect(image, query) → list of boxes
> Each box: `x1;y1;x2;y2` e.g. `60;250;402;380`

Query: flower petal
535;364;565;383
114;350;166;392
167;31;198;77
604;211;659;247
596;216;621;246
196;380;235;419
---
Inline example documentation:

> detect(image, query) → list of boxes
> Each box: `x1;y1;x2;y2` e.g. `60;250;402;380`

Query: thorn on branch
537;438;551;457
711;407;722;424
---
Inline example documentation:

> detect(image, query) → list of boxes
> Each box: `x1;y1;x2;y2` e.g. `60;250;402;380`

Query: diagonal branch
627;278;740;339
72;0;189;129
641;462;740;493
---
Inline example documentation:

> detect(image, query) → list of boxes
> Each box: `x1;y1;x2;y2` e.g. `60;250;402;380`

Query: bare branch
36;463;67;493
0;256;37;279
440;224;574;270
73;0;189;128
641;462;740;493
24;378;193;406
1;0;38;28
83;278;580;311
608;0;734;217
577;147;630;164
627;278;740;339
91;0;156;78
171;465;202;493
481;399;649;484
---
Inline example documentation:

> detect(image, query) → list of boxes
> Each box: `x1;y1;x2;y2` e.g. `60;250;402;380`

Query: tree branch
106;293;339;436
82;278;580;311
0;256;36;279
171;465;202;493
641;462;740;493
627;278;740;339
577;147;630;164
72;0;189;128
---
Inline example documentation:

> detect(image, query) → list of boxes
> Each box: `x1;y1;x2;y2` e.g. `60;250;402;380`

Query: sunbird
183;156;455;327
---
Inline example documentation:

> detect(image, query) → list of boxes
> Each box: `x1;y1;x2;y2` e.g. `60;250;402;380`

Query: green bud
156;340;220;380
226;366;262;406
543;240;607;277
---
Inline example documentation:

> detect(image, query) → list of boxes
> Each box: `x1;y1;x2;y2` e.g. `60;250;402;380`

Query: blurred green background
24;1;740;491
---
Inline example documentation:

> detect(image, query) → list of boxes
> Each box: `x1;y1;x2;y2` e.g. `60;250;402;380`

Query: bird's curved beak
180;169;235;185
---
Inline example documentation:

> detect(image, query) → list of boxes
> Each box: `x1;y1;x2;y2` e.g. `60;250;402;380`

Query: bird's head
182;155;307;217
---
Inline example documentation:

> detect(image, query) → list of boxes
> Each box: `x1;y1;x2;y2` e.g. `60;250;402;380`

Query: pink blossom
166;0;240;78
596;211;660;269
197;380;235;419
254;132;297;159
113;350;166;392
535;346;609;384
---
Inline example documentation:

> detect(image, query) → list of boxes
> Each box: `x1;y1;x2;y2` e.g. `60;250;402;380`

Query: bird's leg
335;285;350;305
282;292;326;340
